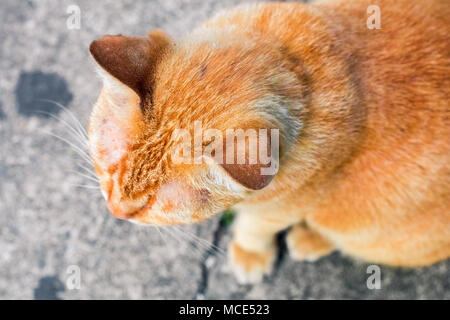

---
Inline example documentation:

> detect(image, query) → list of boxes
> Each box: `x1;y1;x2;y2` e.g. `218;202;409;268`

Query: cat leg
228;210;298;284
286;223;334;261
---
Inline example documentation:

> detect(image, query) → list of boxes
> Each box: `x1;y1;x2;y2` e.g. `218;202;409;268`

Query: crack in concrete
269;231;289;280
192;224;290;299
193;218;227;299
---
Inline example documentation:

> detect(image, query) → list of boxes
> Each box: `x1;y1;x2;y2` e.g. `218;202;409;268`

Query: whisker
172;226;211;251
68;170;100;183
68;183;101;189
174;226;225;256
36;99;88;139
75;161;97;178
155;226;168;246
159;226;182;244
159;226;200;254
35;110;89;148
41;129;90;157
139;225;167;249
76;162;97;178
41;129;93;165
161;226;206;257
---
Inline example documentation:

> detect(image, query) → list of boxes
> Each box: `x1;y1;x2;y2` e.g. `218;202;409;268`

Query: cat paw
286;225;334;262
228;241;276;284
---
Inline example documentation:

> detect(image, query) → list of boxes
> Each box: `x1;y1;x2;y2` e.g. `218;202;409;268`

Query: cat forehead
182;27;243;49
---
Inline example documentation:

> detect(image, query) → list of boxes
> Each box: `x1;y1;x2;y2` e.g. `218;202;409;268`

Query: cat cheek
156;181;210;214
92;118;129;166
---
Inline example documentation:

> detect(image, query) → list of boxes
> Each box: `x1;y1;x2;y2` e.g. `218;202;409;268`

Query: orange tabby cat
88;0;450;283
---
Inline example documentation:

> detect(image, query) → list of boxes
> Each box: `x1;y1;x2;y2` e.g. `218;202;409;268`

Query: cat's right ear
89;30;172;102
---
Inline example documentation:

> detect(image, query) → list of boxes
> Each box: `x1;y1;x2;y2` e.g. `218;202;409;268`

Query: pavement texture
0;0;449;300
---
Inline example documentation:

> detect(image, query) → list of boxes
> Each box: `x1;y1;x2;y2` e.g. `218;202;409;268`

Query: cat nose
107;201;134;220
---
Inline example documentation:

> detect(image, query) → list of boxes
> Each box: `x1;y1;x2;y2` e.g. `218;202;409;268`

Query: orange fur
89;0;450;283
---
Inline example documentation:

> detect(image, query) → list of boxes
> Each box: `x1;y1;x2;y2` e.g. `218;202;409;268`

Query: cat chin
128;218;148;226
128;217;190;226
126;204;216;226
126;205;199;226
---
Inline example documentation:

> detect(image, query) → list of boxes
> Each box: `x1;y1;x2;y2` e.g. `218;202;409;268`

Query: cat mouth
125;203;151;221
106;201;149;220
125;204;191;226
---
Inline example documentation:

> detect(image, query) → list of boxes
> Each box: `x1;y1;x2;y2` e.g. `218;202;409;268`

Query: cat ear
89;29;172;101
205;129;279;190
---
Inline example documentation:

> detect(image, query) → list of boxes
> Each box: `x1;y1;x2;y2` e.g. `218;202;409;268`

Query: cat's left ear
89;30;172;101
203;129;279;190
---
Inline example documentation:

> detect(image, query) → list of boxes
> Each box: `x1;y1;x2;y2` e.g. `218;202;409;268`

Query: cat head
88;29;303;225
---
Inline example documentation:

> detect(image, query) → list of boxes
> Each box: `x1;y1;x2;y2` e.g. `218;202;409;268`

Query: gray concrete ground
0;0;448;299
